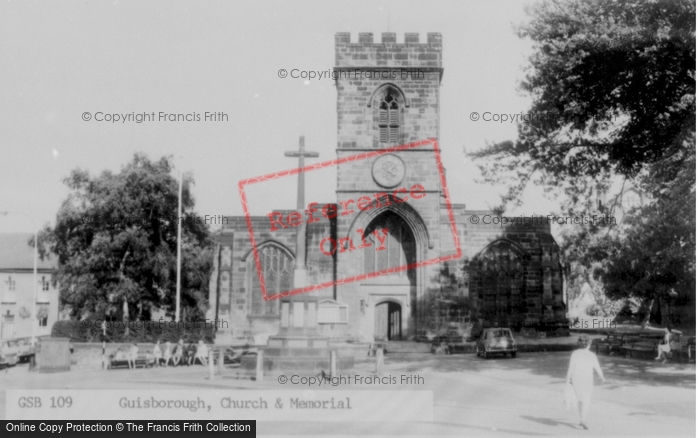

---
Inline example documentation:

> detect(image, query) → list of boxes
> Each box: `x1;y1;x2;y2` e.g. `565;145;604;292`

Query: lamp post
174;155;185;323
0;211;38;343
175;169;182;323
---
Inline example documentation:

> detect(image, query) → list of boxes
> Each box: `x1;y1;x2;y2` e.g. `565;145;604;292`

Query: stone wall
443;207;565;325
69;342;224;370
70;342;145;370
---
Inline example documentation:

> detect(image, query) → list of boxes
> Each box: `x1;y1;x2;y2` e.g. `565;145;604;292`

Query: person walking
566;336;605;430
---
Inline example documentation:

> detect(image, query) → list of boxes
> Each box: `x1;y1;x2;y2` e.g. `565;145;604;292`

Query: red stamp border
238;138;462;301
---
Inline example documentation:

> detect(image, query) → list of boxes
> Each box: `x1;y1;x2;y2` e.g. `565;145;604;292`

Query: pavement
0;350;695;437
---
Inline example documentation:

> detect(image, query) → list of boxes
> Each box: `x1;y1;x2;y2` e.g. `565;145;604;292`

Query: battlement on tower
335;32;442;68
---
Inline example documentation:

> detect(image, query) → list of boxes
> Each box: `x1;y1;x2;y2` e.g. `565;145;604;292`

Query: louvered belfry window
379;92;400;144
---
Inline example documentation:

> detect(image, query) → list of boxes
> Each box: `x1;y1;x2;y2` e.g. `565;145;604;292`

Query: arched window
373;86;404;147
247;244;294;316
379;92;400;143
363;212;415;276
219;272;230;306
474;241;526;320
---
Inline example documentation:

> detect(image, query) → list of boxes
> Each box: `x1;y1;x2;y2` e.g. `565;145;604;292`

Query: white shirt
567;348;604;385
196;343;208;357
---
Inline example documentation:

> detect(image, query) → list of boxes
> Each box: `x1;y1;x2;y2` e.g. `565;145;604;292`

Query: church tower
332;32;444;342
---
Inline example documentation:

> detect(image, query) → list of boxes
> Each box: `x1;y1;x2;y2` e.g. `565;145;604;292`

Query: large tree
589;144;695;325
39;153;214;323
470;0;695;324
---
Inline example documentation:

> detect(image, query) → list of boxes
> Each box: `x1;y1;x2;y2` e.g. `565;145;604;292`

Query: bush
51;320;80;340
51;319;217;343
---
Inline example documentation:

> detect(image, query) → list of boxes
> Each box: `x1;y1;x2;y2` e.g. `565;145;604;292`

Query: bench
602;331;694;362
108;350;155;369
216;347;254;366
620;339;657;360
593;331;670;358
654;332;688;363
594;333;625;355
665;336;694;363
171;347;249;366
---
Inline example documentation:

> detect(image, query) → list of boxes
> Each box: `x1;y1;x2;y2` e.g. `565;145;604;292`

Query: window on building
363;212;415;275
247;244;294;316
474;241;526;320
378;91;400;144
41;276;50;291
220;246;232;268
1;314;14;339
37;305;49;327
218;272;231;305
3;277;16;303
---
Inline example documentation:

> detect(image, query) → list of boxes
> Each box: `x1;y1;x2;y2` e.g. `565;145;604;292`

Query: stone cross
284;136;319;288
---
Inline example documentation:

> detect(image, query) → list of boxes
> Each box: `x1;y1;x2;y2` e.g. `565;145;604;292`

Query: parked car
0;339;20;368
476;328;517;359
15;337;35;363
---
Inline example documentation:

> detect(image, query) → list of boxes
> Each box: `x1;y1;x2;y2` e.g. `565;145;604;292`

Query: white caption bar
6;390;433;422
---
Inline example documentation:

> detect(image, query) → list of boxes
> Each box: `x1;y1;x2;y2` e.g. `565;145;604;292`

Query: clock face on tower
371;154;406;188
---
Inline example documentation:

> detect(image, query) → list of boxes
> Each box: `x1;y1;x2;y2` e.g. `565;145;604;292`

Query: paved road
1;352;694;437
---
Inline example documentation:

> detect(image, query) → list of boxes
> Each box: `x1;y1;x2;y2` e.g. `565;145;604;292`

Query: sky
0;0;557;234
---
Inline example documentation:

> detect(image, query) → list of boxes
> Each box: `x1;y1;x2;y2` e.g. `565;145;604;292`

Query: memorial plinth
267;294;328;347
239;137;353;378
242;295;354;377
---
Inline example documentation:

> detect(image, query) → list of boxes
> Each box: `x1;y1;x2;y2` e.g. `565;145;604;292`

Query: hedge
51;320;217;343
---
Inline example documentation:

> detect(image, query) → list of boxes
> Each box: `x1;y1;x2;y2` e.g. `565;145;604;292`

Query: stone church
207;32;566;343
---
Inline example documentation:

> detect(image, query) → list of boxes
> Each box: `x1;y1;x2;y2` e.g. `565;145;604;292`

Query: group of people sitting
151;339;210;367
120;339;209;369
115;339;210;369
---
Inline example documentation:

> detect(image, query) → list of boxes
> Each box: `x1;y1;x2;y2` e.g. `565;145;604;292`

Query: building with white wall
0;233;60;339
